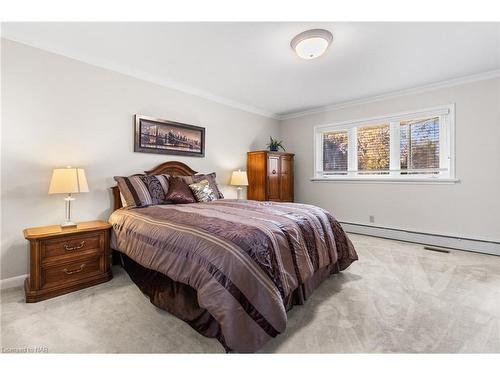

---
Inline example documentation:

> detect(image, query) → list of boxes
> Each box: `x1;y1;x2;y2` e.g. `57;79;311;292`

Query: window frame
312;104;457;183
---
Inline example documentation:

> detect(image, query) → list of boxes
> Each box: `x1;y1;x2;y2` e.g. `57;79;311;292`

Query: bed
109;161;358;352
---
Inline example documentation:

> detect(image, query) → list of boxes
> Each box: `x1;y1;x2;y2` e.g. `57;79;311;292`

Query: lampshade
48;167;89;194
230;170;248;186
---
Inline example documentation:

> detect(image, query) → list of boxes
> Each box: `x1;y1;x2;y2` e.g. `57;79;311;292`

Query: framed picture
134;115;205;157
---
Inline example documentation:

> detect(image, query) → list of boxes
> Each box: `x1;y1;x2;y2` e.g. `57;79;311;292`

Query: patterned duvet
109;199;358;352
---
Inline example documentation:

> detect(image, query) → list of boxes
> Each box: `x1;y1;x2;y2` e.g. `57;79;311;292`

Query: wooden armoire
247;151;294;202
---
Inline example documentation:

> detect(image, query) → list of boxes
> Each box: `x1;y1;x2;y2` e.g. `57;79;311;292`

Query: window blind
357;124;390;173
400;117;440;174
323;130;348;173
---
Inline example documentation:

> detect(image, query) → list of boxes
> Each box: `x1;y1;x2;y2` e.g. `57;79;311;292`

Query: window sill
310;177;460;184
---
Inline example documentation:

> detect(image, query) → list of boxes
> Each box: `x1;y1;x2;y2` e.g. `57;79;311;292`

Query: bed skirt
116;251;341;352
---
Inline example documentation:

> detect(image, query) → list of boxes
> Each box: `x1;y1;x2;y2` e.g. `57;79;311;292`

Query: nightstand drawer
42;232;104;260
41;256;103;289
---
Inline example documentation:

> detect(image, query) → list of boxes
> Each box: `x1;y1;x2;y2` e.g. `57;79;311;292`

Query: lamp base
62;194;77;228
61;221;77;228
236;186;244;200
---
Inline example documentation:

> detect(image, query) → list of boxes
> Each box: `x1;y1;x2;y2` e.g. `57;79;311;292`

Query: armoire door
279;155;293;202
267;155;281;200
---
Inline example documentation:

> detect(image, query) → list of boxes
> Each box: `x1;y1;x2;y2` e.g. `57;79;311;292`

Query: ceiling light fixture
291;29;333;60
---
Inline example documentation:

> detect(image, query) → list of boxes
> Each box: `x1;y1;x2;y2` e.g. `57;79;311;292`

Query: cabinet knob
272;170;277;175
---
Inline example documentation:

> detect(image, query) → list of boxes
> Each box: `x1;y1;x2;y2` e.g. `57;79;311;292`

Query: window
313;105;455;182
357;124;390;173
400;117;440;174
323;130;348;172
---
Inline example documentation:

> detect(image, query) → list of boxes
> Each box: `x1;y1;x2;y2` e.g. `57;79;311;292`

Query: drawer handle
62;264;85;275
64;241;86;251
272;170;277;174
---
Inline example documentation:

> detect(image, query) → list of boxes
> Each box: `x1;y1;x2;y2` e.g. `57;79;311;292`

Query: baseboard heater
340;221;500;256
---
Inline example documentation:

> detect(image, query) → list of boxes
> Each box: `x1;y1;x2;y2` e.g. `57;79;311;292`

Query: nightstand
23;220;113;303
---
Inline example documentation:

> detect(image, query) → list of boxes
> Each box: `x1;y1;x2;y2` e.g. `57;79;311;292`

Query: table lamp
230;170;248;200
48;166;89;228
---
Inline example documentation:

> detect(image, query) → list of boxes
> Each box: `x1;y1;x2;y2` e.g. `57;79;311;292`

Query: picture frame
134;115;205;157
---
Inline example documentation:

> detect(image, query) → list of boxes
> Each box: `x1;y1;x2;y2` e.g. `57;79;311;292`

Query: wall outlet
369;215;375;223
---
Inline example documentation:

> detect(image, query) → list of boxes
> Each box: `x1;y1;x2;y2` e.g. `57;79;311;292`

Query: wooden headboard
112;161;198;211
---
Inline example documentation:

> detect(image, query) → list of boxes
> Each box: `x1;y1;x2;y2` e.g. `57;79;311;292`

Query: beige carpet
1;234;500;353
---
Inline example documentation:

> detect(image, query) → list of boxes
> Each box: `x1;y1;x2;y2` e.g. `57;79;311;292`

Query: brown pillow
165;177;197;204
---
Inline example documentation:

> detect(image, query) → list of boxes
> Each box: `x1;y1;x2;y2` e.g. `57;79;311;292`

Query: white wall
280;78;500;242
1;39;279;280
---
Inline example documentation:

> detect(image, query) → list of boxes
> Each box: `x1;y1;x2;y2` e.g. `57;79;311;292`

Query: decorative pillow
114;174;170;208
143;174;170;203
178;172;224;199
165;177;197;204
189;179;217;202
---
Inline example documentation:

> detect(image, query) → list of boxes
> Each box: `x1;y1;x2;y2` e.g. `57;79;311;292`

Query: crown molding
278;69;500;120
2;37;279;120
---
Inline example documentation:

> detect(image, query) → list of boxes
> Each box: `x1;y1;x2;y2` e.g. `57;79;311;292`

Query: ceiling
2;22;499;118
